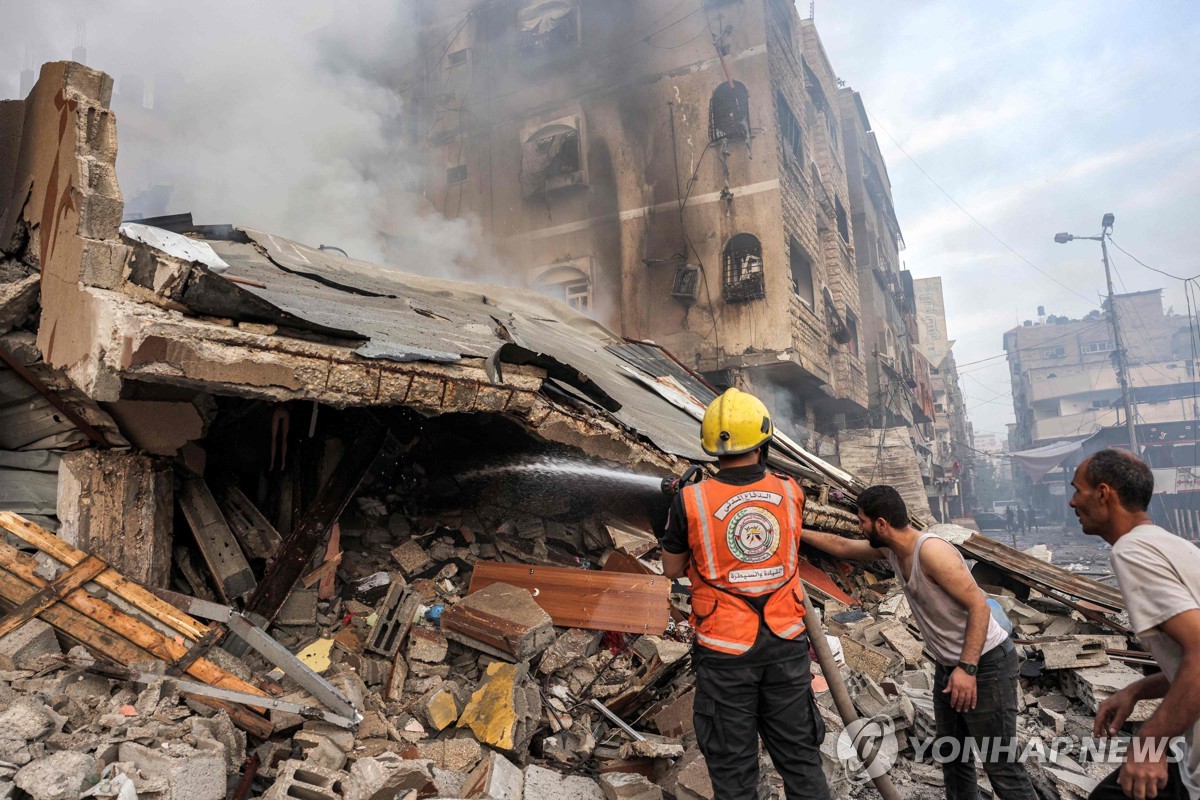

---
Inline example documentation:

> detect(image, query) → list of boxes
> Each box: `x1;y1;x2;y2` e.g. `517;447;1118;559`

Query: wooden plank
301;551;343;589
174;545;218;602
796;559;859;607
179;478;257;602
0;540;264;698
0;511;209;641
317;523;340;600
219;486;283;561
602;551;655;575
246;417;388;624
468;561;670;635
0;554;106;638
0;561;270;738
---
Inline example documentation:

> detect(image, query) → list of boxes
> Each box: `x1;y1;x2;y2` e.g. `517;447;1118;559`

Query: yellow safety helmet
700;388;773;456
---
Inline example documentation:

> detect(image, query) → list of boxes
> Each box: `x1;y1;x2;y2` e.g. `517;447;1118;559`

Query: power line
865;112;1096;305
953;319;1109;372
1108;238;1200;282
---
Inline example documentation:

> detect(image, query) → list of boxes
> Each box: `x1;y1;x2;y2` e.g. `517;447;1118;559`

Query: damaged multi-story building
1006;292;1200;533
402;0;911;464
914;276;975;521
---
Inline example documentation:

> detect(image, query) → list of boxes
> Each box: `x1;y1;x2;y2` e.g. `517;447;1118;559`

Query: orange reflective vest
681;472;808;655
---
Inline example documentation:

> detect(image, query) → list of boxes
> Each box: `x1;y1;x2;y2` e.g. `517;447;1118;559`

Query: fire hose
802;589;903;800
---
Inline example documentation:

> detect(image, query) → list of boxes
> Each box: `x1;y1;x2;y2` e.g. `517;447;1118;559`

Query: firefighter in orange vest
661;388;831;800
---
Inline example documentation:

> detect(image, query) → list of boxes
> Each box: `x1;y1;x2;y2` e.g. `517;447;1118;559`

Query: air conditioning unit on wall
671;263;702;302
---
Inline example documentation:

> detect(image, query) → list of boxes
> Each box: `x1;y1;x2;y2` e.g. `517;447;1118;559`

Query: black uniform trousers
693;643;831;800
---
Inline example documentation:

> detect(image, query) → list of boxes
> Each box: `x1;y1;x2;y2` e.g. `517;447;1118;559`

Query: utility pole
1055;213;1140;454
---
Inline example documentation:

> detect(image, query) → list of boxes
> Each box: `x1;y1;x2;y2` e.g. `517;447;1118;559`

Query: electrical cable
953;320;1109;373
865;112;1096;306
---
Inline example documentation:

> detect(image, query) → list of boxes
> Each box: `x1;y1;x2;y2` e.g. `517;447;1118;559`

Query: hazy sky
817;1;1200;441
3;1;1198;442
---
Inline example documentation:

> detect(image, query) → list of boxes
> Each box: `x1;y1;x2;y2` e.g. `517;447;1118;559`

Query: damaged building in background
403;0;937;501
0;59;1153;800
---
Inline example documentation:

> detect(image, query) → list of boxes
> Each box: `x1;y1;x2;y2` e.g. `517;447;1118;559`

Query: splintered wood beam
0;511;209;641
0;540;262;697
468;561;671;635
179;478;257;602
0;344;112;447
0;554;106;638
0;541;271;737
245;415;389;625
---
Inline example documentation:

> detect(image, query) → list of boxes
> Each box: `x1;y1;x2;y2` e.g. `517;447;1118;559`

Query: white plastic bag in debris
825;634;845;666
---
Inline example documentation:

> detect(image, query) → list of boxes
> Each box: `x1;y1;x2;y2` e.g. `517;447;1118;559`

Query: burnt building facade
403;0;877;455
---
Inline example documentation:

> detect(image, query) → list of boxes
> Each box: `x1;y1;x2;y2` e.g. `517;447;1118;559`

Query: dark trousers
693;647;831;800
932;640;1037;800
1088;760;1189;800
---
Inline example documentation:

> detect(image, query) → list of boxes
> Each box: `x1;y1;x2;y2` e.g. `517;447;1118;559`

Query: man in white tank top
1070;449;1200;800
805;485;1035;799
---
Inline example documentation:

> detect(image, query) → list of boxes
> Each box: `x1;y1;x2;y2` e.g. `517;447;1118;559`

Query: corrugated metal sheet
178;228;711;462
959;532;1125;611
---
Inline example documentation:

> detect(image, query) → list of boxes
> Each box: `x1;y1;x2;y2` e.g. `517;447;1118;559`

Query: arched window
534;264;592;312
710;81;750;142
722;233;765;302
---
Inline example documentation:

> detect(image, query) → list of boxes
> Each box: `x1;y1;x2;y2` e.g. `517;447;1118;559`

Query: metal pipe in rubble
801;589;903;800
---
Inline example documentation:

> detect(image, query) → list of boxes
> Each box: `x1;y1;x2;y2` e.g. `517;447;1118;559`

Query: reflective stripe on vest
695;631;753;653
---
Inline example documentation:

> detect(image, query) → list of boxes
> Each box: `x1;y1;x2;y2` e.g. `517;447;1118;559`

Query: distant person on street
1028;506;1039;532
804;486;1036;800
1017;506;1028;534
1070;449;1200;800
1005;505;1016;534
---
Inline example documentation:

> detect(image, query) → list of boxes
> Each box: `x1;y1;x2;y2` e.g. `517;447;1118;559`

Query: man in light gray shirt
1070;449;1200;800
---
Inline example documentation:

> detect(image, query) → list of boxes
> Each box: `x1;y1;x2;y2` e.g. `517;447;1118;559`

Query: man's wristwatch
956;662;978;676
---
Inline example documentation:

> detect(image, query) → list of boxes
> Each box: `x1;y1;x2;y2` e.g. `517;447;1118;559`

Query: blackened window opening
447;164;468;184
835;197;850;243
776;91;803;164
789;237;814;307
520;128;580;198
710;81;751;142
722;233;765;302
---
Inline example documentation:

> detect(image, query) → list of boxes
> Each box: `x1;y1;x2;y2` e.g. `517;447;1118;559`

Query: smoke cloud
0;0;499;279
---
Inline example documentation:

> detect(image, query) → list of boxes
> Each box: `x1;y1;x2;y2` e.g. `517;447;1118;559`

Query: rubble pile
810;541;1149;800
0;487;1152;800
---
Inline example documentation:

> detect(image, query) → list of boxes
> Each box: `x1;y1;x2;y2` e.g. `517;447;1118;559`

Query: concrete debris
522;764;605;800
461;749;525;799
0;618;61;671
13;750;99;800
599;771;664;800
442;582;555;662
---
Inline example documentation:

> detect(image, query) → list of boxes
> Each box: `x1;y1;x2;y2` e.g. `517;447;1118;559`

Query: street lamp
1053;213;1138;452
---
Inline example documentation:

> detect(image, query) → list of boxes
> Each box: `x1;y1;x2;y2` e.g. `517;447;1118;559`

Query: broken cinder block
366;582;421;658
0;619;61;671
461;749;524;799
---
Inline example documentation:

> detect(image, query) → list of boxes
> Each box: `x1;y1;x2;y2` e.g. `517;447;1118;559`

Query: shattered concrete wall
0;61;130;399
